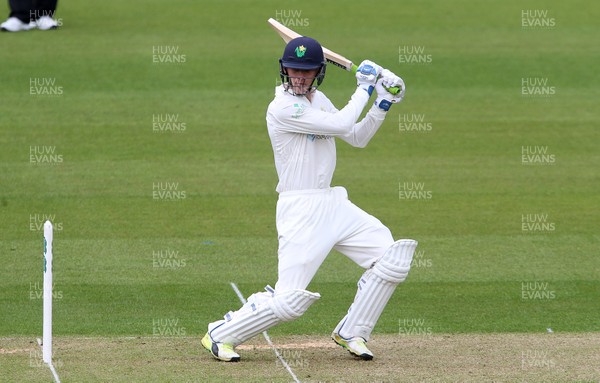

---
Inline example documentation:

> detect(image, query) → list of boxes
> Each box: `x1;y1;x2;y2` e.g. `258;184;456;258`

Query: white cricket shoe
0;17;36;32
201;332;240;362
36;15;58;30
332;332;374;360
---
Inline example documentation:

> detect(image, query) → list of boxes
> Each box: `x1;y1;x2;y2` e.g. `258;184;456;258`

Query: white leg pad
334;239;417;341
209;287;320;346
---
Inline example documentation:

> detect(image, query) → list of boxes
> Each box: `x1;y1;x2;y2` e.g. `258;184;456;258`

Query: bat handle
385;86;401;95
350;65;401;95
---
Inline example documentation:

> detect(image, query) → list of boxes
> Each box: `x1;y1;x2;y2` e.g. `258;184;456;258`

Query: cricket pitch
2;333;598;382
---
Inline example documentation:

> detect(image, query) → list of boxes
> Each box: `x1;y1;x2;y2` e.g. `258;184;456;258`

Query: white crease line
230;282;301;383
36;338;62;383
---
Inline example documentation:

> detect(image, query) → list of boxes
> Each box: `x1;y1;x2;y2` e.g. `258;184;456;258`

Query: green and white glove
355;60;382;96
374;69;405;111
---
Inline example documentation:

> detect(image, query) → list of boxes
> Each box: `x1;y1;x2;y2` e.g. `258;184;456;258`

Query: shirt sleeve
271;88;371;136
338;104;387;148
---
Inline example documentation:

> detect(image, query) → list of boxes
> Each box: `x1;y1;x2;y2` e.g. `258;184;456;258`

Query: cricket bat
267;18;401;95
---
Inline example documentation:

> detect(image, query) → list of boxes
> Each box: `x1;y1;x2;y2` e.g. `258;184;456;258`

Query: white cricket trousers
274;186;394;292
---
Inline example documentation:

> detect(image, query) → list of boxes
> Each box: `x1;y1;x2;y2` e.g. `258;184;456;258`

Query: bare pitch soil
2;333;598;382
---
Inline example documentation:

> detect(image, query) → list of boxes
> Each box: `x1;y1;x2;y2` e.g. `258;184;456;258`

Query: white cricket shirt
266;85;387;192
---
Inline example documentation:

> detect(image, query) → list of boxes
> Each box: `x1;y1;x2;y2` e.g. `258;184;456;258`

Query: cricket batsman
202;36;418;362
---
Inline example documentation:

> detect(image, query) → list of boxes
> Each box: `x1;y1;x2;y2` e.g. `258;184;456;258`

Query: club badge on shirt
291;103;307;119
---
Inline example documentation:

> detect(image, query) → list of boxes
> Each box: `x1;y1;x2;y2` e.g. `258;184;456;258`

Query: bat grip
350;65;401;95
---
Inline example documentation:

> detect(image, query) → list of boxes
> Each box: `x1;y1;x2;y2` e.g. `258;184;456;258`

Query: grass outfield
1;0;599;381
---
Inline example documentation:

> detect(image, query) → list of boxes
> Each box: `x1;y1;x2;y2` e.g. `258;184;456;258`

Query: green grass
1;0;599;348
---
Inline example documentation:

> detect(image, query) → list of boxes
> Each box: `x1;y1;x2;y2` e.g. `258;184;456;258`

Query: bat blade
322;49;355;72
267;17;300;43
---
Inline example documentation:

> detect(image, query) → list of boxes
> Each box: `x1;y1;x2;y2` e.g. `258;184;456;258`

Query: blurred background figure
1;0;59;32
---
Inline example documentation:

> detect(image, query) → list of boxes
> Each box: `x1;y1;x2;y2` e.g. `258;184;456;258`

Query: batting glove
374;70;405;111
356;60;382;96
